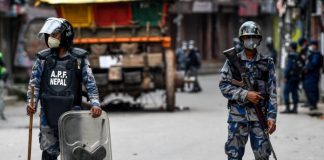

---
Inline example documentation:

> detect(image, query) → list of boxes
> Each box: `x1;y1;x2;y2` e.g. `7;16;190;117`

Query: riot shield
58;111;112;160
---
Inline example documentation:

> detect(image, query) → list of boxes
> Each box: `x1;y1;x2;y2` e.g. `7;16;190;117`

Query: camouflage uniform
219;51;277;160
26;50;100;157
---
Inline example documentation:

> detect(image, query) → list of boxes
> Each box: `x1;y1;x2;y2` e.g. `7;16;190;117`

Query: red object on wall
161;3;168;27
239;0;259;17
55;6;63;18
94;3;132;27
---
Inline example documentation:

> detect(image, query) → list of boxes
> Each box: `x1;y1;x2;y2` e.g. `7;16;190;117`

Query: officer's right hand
246;91;264;105
283;78;287;83
26;104;36;116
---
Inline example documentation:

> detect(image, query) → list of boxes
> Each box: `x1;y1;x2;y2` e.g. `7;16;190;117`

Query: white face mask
47;36;60;48
243;38;260;50
308;46;315;52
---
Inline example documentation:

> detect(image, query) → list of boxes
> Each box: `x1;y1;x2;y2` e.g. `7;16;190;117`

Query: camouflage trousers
225;121;271;160
39;109;60;158
38;106;82;158
39;125;60;157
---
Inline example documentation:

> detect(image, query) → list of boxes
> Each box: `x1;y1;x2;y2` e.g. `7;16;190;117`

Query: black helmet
289;42;298;50
38;17;74;48
238;21;262;41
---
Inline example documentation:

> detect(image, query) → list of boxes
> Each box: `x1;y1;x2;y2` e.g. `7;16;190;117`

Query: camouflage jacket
219;51;277;123
26;49;100;110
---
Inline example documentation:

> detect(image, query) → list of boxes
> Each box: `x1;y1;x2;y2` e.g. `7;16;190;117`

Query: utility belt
41;91;75;128
44;90;73;96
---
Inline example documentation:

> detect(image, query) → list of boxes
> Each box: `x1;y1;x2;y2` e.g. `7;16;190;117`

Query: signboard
239;0;259;17
99;56;121;68
192;1;213;13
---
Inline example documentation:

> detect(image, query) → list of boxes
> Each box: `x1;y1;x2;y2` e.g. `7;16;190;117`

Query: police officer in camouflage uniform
219;21;277;160
302;40;323;110
282;42;301;113
26;17;102;160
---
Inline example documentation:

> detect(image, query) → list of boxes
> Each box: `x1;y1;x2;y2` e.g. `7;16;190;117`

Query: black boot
291;103;298;113
0;114;6;120
42;151;58;160
281;104;291;114
309;104;318;111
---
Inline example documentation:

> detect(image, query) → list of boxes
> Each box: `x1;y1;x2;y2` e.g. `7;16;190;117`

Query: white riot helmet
38;17;74;48
188;40;195;50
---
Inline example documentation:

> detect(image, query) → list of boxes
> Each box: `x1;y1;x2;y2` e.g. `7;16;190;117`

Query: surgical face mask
243;38;260;50
308;46;315;52
47;36;60;48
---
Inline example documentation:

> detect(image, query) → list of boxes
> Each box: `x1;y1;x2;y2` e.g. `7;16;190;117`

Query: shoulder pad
36;48;51;60
70;47;89;58
266;56;274;62
258;53;271;60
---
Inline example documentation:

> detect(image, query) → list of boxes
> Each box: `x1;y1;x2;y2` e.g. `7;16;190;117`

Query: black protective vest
228;56;270;107
38;48;87;128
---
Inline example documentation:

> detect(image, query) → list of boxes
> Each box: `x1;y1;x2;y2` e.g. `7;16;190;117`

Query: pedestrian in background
297;37;310;107
186;40;202;93
219;21;277;160
266;36;277;65
302;40;323;111
298;37;308;66
0;51;8;120
282;42;302;114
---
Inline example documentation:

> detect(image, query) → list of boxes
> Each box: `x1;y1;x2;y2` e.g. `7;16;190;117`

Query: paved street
0;74;324;160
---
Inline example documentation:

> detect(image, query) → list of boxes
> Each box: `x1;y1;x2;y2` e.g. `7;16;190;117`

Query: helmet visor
38;18;66;39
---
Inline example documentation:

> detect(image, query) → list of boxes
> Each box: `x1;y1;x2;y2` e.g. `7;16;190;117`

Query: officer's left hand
302;68;308;74
267;120;276;135
283;78;287;83
90;106;102;118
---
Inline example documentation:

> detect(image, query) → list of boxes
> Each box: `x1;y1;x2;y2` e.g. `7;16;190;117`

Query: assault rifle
223;47;277;160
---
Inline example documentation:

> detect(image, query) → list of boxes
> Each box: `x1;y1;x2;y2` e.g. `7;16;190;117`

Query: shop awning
39;0;138;4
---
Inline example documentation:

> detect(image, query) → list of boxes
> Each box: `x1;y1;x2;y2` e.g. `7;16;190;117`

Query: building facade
169;0;277;66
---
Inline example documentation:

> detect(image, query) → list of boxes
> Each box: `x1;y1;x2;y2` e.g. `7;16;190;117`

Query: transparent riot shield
58;111;112;160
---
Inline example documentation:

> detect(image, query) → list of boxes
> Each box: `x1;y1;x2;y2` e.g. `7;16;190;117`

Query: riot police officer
265;36;277;65
26;17;102;160
219;21;277;160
